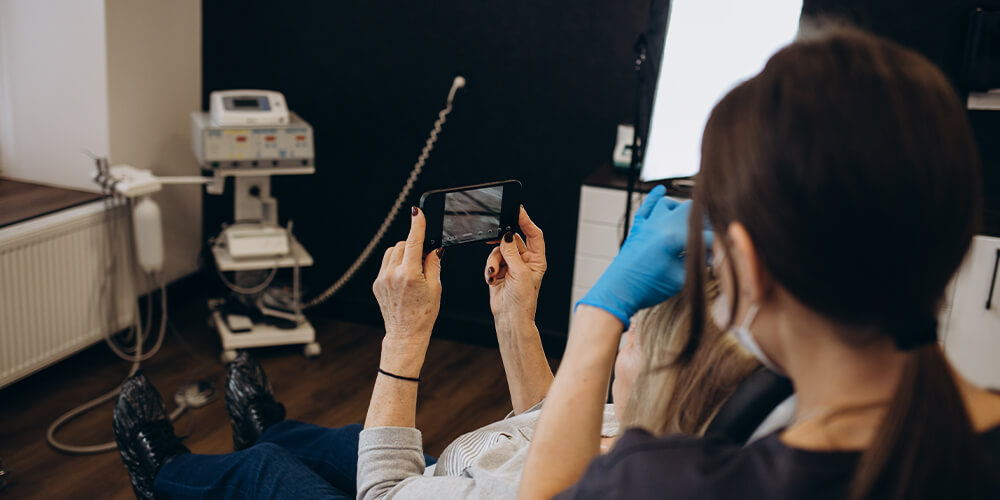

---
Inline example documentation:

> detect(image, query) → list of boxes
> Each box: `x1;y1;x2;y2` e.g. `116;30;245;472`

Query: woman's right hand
577;185;712;329
485;207;547;325
371;208;443;376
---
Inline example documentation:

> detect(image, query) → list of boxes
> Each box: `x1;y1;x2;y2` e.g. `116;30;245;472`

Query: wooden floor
0;179;102;228
0;296;548;498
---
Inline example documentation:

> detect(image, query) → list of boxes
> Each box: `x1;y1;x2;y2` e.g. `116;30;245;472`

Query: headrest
703;367;794;445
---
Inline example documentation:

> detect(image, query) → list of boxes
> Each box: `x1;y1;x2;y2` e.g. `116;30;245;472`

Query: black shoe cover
112;372;189;500
226;351;286;451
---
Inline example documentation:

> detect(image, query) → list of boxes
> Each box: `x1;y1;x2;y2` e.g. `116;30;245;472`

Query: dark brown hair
621;281;760;436
683;28;984;499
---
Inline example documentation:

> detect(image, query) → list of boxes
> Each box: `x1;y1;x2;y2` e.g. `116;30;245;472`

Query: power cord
46;189;200;454
45;282;178;454
304;76;466;308
216;266;279;295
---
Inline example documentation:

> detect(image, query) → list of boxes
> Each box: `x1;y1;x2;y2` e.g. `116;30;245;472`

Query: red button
295;135;306;141
236;136;247;142
265;136;275;141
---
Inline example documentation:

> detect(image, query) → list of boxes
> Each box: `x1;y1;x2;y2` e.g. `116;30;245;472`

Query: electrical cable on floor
304;76;466;309
46;202;195;454
48;162;216;455
46;283;185;454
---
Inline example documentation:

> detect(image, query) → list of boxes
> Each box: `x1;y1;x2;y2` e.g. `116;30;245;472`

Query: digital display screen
232;98;261;108
442;186;503;246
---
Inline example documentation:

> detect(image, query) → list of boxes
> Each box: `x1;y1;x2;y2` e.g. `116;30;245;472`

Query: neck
767;293;908;449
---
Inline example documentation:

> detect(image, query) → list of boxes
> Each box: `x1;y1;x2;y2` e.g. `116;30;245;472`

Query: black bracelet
378;368;420;383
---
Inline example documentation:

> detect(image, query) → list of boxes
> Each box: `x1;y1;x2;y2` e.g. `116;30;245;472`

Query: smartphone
419;180;522;252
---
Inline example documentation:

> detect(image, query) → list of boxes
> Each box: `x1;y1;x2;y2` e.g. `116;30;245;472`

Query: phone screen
442;185;504;246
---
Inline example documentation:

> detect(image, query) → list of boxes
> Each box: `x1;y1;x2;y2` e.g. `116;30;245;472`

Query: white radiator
0;200;135;388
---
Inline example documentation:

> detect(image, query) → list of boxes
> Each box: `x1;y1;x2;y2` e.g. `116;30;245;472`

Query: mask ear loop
740;303;761;331
709;247;742;331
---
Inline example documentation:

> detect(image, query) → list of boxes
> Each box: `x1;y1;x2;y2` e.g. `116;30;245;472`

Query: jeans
155;420;437;499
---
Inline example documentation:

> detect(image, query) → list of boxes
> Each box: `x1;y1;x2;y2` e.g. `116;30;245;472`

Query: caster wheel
0;456;7;492
221;350;237;363
304;342;321;358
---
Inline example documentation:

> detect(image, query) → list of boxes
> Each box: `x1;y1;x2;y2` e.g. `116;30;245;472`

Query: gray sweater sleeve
357;427;488;500
358;405;616;500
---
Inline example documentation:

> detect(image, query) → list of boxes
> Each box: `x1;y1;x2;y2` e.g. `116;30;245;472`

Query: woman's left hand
372;207;443;375
485;207;547;325
577;185;712;328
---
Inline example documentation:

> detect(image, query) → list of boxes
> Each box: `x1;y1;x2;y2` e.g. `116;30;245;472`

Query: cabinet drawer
579;186;643;225
571;254;613;290
575;222;621;259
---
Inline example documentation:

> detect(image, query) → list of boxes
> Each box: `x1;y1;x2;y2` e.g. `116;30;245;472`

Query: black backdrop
202;1;1000;352
798;0;1000;237
202;0;650;349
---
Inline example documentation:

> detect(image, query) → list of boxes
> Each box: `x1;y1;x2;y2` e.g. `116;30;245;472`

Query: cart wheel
0;456;8;492
221;350;238;363
304;342;322;358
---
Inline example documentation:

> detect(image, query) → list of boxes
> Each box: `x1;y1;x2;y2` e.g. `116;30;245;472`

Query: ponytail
849;346;985;500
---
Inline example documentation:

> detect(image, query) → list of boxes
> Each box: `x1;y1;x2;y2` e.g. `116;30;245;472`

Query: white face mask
712;295;785;375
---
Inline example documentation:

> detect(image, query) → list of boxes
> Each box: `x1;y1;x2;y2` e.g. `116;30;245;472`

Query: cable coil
304;76;466;309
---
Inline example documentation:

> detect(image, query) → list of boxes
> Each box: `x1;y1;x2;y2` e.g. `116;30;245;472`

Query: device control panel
191;112;314;169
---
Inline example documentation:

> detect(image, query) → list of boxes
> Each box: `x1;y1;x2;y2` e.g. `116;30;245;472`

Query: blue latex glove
577;185;713;328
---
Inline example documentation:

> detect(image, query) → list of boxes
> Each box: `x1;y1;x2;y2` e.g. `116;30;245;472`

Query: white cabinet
943;235;1000;389
570;185;644;326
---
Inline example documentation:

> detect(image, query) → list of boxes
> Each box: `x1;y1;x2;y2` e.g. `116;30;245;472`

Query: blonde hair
620;281;760;436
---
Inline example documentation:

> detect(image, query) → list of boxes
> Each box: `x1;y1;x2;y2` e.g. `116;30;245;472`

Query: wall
0;0;203;286
201;1;649;344
0;0;111;191
104;0;203;286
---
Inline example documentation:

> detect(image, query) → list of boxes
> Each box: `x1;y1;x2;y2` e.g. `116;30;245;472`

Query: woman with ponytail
519;27;1000;500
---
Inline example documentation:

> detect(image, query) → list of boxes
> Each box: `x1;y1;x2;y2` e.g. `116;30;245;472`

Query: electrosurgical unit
94;79;466;362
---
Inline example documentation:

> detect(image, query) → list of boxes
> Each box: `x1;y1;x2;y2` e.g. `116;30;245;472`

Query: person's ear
726;222;771;304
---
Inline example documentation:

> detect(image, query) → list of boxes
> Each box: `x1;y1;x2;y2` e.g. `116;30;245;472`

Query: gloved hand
577;185;712;328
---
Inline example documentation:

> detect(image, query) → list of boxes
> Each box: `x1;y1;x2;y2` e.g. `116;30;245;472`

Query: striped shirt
430;401;619;477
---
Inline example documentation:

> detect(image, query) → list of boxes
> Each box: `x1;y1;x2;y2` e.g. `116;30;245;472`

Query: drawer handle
988;248;999;310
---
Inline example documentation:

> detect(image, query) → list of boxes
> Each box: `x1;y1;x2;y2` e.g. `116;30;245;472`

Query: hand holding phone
419;180;522;252
485;207;547;324
372;207;443;374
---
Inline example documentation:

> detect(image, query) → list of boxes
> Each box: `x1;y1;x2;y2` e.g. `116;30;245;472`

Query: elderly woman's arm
359;208;442;499
365;208;442;430
494;319;552;415
486;208;553;414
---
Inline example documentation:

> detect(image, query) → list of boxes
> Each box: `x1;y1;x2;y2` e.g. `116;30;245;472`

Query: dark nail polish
504;231;513;243
411;206;419;217
488;266;495;274
436;247;445;258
